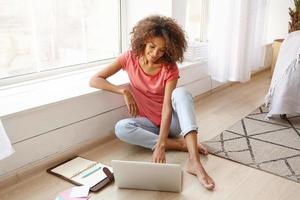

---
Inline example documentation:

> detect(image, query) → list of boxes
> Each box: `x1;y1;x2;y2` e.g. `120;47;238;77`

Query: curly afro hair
130;15;187;64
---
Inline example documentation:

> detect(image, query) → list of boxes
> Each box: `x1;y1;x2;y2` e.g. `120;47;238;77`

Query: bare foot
186;159;215;190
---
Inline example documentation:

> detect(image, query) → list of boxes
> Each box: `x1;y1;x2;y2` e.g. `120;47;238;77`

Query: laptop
111;160;182;193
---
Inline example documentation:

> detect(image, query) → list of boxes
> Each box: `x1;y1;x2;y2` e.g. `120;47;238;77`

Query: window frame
185;0;210;42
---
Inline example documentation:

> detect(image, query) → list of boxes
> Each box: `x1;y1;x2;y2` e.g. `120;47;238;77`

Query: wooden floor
1;70;300;200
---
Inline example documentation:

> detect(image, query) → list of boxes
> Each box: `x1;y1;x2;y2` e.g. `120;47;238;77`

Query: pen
81;166;102;178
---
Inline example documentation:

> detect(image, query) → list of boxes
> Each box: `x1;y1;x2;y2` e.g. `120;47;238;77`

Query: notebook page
71;163;109;188
51;157;97;179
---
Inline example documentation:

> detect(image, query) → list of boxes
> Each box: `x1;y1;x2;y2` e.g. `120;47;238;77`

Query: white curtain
208;0;267;82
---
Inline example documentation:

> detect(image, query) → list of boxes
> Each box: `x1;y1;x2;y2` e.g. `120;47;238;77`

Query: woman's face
144;37;166;64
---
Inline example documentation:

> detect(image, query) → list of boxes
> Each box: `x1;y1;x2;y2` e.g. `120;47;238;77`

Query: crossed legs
114;87;215;190
115;120;215;190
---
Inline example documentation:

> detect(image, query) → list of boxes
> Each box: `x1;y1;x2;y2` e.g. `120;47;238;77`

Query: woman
90;15;215;190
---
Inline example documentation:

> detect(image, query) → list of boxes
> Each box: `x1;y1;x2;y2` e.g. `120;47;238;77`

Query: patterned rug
204;105;300;183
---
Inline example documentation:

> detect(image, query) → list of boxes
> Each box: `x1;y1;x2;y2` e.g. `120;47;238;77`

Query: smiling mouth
149;55;157;60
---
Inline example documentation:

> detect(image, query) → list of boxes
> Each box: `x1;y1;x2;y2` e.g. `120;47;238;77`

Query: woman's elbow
89;76;101;88
89;77;96;88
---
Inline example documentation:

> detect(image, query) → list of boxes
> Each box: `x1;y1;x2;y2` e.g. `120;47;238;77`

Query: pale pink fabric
118;50;179;126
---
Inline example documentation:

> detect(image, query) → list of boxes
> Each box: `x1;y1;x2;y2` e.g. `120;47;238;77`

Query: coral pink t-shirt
118;50;179;126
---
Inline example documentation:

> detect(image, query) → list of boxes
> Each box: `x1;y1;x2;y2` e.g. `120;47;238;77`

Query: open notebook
47;156;114;192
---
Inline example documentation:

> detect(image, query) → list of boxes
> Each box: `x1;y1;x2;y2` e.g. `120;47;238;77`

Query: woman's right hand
122;89;139;117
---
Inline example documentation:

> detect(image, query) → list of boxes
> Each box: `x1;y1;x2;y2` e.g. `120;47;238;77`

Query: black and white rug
204;105;300;183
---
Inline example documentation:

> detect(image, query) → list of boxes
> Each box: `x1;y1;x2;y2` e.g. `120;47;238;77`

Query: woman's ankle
165;138;186;151
188;155;201;164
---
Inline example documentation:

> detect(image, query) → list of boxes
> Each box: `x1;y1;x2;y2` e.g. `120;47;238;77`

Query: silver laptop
111;160;182;192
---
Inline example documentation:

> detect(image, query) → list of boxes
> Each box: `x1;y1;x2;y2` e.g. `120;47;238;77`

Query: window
184;0;209;62
0;0;120;84
185;0;210;42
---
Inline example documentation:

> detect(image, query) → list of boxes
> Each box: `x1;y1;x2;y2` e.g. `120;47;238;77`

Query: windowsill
0;59;207;118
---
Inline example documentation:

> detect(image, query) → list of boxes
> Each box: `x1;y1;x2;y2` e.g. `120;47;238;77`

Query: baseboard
251;66;271;77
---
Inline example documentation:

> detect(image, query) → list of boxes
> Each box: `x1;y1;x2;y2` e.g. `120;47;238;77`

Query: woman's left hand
152;144;166;163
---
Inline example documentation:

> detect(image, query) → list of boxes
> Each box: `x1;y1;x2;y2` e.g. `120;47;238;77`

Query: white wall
265;0;294;43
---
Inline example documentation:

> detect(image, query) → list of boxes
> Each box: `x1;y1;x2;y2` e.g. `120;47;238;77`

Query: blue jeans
114;87;198;150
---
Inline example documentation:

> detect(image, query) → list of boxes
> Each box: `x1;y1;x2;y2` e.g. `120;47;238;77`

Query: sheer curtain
208;0;267;82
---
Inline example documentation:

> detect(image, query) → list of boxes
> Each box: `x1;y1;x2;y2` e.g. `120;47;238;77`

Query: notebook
111;160;182;192
47;156;114;192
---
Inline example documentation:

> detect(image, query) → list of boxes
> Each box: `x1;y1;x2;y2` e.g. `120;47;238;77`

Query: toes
199;148;207;155
200;175;215;190
198;144;209;155
205;183;215;190
202;178;215;190
202;149;209;155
